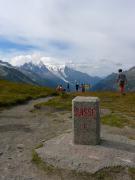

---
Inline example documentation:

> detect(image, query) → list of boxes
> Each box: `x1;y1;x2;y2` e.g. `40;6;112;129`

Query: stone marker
72;96;100;145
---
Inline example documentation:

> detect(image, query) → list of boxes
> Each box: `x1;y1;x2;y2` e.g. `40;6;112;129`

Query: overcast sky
0;0;135;76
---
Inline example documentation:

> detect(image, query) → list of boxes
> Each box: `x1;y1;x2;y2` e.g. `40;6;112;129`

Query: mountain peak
46;64;68;82
0;60;12;68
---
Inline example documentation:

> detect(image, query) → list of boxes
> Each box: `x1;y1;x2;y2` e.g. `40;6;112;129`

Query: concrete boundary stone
72;96;100;145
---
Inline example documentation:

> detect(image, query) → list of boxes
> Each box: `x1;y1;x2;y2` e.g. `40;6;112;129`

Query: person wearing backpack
117;69;127;95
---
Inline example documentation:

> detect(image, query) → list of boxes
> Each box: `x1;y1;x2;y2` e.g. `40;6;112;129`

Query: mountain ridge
18;61;102;89
0;60;101;89
0;60;36;85
1;59;134;91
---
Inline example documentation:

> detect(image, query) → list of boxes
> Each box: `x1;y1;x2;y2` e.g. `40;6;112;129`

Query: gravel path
0;97;72;180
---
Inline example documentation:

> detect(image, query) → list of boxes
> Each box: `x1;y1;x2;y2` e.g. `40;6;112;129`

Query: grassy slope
35;92;135;128
0;79;56;108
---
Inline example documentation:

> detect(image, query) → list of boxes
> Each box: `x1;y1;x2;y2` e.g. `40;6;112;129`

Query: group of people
56;82;89;93
75;83;87;92
56;69;128;95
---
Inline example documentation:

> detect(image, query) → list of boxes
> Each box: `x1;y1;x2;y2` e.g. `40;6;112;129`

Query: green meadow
0;79;56;108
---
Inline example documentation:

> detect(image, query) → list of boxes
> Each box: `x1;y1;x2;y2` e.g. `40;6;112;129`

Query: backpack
118;73;127;85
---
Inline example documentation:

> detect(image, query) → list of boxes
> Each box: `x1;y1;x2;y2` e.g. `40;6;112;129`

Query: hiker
56;85;60;92
81;83;85;92
117;69;127;95
56;84;64;92
75;83;79;92
59;84;64;92
67;83;70;92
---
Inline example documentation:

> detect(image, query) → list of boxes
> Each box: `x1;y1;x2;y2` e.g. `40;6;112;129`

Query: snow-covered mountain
19;62;65;87
46;64;68;82
18;61;101;89
46;64;101;85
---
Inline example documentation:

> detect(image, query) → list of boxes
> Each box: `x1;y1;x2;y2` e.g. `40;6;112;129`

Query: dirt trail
0;97;72;180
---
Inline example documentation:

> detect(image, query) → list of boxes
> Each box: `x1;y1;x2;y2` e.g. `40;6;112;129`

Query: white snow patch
46;64;69;82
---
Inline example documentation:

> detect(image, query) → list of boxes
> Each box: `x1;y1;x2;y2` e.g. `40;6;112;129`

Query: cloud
0;0;135;76
10;53;67;66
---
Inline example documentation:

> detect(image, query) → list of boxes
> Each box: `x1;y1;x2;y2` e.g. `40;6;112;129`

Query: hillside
0;60;36;84
0;79;55;108
92;73;118;91
64;66;101;85
126;66;135;91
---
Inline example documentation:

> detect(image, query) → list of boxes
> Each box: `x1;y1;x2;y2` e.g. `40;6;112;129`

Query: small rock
6;145;11;151
8;157;12;159
0;152;3;156
17;144;24;149
7;164;15;169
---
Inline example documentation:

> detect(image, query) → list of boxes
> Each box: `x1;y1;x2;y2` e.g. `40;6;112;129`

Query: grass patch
75;91;135;118
69;166;126;180
32;150;57;173
35;93;75;111
128;136;135;140
128;167;135;179
101;114;130;128
0;79;56;108
92;166;125;180
35;143;44;149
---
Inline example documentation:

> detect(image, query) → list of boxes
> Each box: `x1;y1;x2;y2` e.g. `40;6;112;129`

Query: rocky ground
0;97;134;180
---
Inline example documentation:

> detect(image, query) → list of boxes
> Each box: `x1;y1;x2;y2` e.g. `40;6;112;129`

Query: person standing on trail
56;84;64;92
117;69;127;95
67;83;70;92
81;83;85;92
75;83;79;92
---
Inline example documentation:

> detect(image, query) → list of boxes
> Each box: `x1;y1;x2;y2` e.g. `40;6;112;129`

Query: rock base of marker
36;133;135;174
